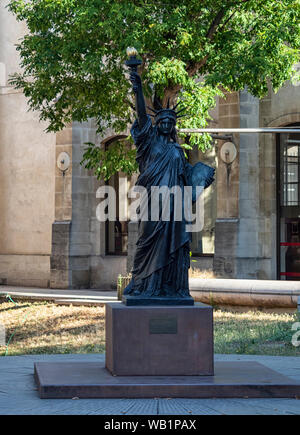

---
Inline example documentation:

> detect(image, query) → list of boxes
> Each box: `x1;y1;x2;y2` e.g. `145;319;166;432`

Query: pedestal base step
34;361;300;399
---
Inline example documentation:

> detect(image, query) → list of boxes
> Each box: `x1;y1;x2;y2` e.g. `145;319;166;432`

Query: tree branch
206;8;227;40
185;8;227;78
219;10;237;32
186;1;250;77
162;84;182;107
187;56;208;77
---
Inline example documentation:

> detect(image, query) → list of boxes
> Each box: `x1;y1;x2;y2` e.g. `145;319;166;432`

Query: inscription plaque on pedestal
149;316;177;334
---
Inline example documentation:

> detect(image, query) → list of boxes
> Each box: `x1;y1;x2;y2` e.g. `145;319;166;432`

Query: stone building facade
0;7;299;289
214;83;300;281
0;8;55;287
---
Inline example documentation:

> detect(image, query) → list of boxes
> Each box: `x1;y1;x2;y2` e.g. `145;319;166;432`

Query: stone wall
0;5;56;287
213;81;300;280
49;120;128;289
2;0;300;288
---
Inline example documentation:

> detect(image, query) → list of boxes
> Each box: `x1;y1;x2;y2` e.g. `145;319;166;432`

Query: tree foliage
8;0;300;178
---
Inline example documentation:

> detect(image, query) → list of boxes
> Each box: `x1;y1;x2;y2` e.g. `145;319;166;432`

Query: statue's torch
125;47;143;114
125;47;142;73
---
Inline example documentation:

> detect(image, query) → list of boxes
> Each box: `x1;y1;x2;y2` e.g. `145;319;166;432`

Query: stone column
50;120;98;289
50;126;73;289
236;89;261;278
213;92;240;278
50;221;71;289
68;121;96;288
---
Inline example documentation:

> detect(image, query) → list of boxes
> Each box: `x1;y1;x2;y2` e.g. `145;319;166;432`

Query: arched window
103;136;136;255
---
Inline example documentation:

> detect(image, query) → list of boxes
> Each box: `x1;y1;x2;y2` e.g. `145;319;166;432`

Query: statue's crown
147;99;186;124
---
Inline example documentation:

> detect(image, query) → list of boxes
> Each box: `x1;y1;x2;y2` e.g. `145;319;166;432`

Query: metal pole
179;128;300;134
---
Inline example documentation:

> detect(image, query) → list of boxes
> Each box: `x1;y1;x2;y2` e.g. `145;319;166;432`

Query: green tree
8;0;300;179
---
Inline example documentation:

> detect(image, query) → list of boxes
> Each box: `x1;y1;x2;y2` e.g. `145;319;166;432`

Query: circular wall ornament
220;142;237;164
57;152;70;172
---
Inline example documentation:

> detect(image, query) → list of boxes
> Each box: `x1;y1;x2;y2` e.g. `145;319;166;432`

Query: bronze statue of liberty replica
35;53;218;392
123;49;215;306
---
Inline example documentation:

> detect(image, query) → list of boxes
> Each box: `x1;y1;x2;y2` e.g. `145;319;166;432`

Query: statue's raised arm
129;71;148;130
125;47;148;130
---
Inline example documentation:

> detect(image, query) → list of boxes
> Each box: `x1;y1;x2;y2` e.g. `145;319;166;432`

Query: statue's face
157;117;175;136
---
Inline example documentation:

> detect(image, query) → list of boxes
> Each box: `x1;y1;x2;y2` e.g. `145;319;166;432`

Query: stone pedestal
105;302;214;376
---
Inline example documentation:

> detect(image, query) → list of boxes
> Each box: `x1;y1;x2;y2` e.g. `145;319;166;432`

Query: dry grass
0;298;299;357
0;300;105;356
189;268;216;279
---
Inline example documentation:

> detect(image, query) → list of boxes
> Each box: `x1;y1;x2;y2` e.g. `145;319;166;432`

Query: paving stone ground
0;353;299;415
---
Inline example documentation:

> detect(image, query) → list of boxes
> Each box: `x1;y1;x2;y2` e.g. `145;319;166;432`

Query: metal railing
179;128;300;134
178;127;300;141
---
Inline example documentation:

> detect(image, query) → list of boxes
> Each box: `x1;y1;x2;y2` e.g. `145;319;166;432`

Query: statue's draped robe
124;116;214;298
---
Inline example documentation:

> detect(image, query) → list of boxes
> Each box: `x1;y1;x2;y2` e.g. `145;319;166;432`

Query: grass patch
0;300;105;356
214;309;300;356
0;299;299;357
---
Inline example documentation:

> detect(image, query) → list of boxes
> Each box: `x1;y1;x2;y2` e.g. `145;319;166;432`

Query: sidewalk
0;285;117;306
0;353;300;415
